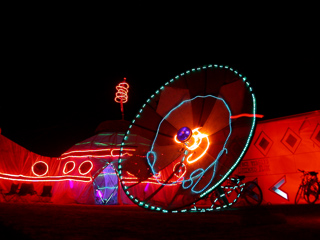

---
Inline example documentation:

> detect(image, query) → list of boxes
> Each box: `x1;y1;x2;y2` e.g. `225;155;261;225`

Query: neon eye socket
32;161;49;176
63;161;76;174
79;161;93;175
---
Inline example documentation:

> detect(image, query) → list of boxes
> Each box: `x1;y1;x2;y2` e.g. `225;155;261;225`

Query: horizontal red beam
231;113;264;119
0;172;92;183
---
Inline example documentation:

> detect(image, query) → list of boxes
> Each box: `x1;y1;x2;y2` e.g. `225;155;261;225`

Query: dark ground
0;203;319;239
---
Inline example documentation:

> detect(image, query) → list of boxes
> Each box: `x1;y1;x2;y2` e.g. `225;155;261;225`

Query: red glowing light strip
122;177;181;185
230;113;264;119
115;78;129;120
114;80;129;104
122;174;181;185
0;172;92;182
60;148;135;160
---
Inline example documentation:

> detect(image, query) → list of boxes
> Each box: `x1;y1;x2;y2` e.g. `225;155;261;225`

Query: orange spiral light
115;78;129;104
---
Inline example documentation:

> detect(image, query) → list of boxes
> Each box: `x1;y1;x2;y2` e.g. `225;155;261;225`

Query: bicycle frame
194;175;262;210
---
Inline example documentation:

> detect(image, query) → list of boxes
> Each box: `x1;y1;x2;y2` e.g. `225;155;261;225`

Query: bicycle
295;169;319;204
193;175;263;210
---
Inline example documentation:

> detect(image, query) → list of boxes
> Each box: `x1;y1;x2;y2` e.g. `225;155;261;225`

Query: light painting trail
0;172;92;182
146;95;232;194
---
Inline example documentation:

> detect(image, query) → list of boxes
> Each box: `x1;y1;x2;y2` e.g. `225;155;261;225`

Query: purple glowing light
177;127;192;142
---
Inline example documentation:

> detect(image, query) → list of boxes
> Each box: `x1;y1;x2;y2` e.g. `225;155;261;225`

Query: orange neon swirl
115;81;129;104
174;128;210;164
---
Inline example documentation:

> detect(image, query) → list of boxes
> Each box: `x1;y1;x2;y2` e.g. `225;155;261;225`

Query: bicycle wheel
294;185;304;204
306;181;320;204
243;181;263;206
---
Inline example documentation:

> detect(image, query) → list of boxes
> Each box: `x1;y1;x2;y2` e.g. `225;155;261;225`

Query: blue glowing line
146;95;232;193
199;93;256;198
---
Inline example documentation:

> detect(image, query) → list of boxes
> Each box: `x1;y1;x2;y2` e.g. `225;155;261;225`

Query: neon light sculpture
118;64;257;212
118;65;256;212
115;78;129;120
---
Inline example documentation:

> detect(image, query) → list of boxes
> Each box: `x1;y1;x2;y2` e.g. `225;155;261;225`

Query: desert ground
0;202;319;239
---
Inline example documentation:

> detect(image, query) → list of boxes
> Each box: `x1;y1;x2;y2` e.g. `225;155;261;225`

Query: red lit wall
234;111;320;204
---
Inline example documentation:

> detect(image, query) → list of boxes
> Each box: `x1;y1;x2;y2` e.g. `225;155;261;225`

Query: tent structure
0;121;133;205
233;110;320;205
52;120;133;205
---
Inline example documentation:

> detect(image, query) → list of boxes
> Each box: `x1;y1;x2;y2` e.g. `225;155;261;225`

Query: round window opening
63;161;76;174
79;161;93;175
32;161;49;176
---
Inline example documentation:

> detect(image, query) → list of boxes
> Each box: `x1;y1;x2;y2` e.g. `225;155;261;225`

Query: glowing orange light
174;128;210;164
115;79;129;104
115;78;129;120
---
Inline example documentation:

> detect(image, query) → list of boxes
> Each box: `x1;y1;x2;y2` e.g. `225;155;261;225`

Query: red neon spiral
115;81;129;104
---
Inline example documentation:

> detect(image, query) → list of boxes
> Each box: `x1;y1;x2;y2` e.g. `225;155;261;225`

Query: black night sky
1;25;318;157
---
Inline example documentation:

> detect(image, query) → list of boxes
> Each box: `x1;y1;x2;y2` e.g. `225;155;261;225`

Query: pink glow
97;189;103;198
